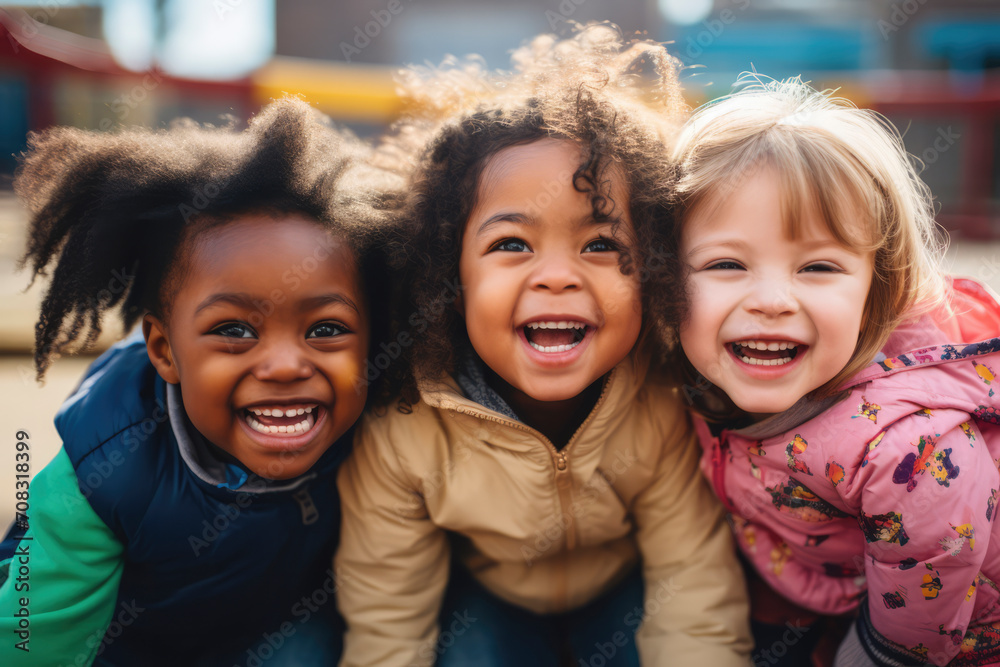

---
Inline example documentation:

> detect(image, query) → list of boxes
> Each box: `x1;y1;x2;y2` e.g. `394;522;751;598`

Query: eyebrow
473;211;613;239
474;212;534;238
195;292;361;316
684;237;846;257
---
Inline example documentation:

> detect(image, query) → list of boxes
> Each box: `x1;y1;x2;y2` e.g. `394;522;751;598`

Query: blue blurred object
0;74;28;173
673;21;875;76
917;20;1000;71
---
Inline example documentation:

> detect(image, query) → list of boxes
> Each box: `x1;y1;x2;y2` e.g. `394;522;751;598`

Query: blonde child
675;77;1000;666
334;26;752;667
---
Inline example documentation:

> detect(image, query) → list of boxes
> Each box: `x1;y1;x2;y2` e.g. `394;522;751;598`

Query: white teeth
244;412;316;435
528;340;582;353
525;321;587;330
736;340;797;351
247;406;317;417
739;355;793;367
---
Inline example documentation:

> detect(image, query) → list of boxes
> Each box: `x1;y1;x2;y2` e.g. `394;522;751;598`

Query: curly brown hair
385;24;690;396
17;97;406;405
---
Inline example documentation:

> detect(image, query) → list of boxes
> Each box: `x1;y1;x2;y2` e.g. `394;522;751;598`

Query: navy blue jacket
0;335;349;665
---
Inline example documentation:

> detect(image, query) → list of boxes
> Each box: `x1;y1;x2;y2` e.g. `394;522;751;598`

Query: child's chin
522;382;591;404
245;455;317;481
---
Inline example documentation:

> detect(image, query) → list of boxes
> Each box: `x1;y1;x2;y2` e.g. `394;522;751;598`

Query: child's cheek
600;277;642;316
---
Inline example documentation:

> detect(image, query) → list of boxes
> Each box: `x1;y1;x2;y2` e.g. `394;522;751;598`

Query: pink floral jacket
696;279;1000;666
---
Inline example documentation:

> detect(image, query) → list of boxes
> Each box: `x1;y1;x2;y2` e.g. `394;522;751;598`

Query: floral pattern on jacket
697;279;1000;666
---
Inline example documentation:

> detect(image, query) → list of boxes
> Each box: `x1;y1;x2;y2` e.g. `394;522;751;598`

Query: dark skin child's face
144;213;370;480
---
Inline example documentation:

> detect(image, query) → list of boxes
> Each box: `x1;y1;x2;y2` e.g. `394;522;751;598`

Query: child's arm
847;410;998;666
335;419;450;667
632;401;753;665
0;448;124;665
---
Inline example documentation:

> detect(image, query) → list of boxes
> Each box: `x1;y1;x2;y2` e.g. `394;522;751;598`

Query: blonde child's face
458;138;642;403
679;168;874;416
144;213;370;480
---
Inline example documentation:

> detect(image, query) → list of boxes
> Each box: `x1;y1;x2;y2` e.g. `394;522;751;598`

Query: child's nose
743;278;800;317
253;342;315;382
530;253;581;293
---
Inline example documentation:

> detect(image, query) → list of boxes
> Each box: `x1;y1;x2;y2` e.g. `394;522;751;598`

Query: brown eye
583;236;618;253
491;238;529;252
211;322;255;339
307;322;348;339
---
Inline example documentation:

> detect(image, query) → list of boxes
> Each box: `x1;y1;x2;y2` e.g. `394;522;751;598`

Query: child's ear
143;314;180;384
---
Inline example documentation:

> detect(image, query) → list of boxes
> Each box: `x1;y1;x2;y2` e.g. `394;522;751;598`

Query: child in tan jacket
335;25;752;667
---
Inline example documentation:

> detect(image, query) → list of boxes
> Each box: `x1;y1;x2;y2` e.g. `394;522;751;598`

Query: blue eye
211;322;255;339
706;260;745;271
491;238;529;253
307;322;348;339
801;263;839;273
583;236;619;253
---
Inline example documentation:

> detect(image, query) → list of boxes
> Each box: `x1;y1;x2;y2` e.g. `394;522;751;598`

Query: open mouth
730;340;801;367
522;321;590;353
242;405;318;435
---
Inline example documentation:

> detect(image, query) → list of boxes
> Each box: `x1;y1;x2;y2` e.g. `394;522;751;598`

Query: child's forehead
479;138;582;182
474;138;630;211
178;212;361;281
187;210;345;251
684;163;873;247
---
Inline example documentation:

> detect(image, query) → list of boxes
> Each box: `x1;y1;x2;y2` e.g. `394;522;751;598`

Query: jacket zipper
450;371;617;606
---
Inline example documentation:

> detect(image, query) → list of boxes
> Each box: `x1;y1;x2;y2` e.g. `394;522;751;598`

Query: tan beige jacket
336;358;752;666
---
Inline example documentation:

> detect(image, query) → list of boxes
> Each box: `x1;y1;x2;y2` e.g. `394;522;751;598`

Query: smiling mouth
731;340;801;367
243;405;318;435
523;321;590;353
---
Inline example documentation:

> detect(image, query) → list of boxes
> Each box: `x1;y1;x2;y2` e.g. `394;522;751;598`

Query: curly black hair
16;97;405;405
384;24;689;396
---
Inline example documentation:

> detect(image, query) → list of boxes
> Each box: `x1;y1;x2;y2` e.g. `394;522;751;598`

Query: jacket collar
415;354;650;441
842;277;1000;390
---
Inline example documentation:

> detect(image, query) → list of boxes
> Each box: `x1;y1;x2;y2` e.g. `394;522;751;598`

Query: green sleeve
0;448;124;665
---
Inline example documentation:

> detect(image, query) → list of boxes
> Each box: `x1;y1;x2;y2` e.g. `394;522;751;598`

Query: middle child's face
458;139;642;403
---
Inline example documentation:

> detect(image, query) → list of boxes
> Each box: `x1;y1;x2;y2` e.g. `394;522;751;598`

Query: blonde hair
674;76;947;397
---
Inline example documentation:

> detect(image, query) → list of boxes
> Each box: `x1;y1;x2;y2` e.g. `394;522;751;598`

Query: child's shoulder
56;333;166;467
53;333;177;532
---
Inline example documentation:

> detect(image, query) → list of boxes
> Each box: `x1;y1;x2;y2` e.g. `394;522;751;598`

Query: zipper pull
555;453;568;471
292;488;319;525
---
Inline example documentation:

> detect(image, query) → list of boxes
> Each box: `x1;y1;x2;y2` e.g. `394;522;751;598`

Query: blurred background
1;0;999;522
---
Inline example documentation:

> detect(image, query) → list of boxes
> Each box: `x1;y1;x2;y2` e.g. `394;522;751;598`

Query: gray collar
453;351;521;422
167;383;316;493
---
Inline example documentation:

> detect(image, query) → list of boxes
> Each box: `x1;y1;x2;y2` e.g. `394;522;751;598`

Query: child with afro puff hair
0;97;403;665
334;25;752;667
